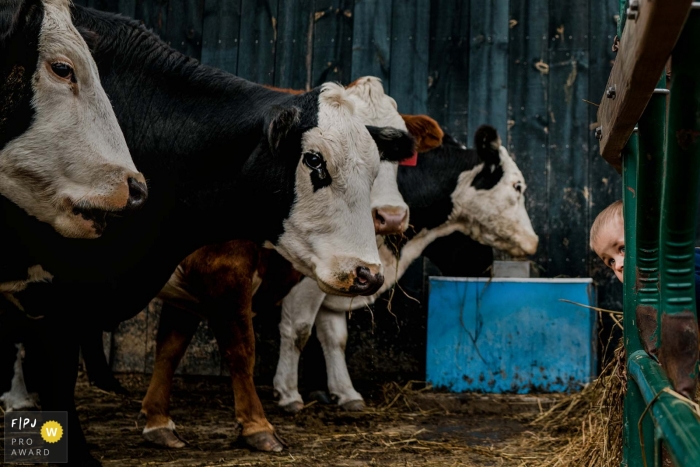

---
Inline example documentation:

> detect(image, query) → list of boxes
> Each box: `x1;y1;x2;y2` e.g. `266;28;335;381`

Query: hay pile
527;339;626;467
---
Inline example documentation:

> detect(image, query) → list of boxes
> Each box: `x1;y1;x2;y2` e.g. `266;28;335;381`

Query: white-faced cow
0;0;145;240
0;7;416;466
273;124;539;413
134;78;442;452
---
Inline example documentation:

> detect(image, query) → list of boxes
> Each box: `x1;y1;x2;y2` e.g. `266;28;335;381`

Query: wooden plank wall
74;0;625;375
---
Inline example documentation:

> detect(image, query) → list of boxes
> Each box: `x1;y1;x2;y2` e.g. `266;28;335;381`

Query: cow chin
53;211;106;239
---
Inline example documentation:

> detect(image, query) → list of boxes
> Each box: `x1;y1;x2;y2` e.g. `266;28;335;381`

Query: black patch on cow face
365;125;416;163
471;124;504;190
303;151;332;191
471;163;504;190
399;141;481;233
0;0;43;151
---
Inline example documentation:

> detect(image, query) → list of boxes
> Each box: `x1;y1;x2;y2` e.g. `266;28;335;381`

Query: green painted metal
634;74;666;357
628;351;700;467
659;11;700;318
622;130;655;467
618;0;626;38
619;7;700;467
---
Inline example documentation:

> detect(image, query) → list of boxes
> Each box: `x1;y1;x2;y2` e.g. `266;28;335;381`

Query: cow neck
71;5;297;199
0;7;316;305
397;144;482;236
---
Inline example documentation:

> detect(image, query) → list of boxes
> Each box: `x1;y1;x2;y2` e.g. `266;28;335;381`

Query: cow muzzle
59;170;148;238
316;262;384;297
372;206;408;235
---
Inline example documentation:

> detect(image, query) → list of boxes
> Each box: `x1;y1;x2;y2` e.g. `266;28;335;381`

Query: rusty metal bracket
658;312;699;399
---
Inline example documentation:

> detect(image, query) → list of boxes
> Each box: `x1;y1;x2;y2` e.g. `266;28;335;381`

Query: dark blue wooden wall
74;0;623;310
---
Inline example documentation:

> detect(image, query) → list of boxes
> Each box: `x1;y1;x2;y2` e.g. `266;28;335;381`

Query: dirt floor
31;372;567;467
1;371;572;467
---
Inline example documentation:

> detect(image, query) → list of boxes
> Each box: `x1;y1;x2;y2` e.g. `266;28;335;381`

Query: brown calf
140;241;300;452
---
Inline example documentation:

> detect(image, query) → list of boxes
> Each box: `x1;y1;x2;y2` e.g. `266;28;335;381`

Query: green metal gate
600;1;700;465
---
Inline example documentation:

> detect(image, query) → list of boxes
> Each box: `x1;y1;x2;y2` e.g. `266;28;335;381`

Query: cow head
0;0;144;239
260;82;415;297
450;125;538;257
346;76;443;235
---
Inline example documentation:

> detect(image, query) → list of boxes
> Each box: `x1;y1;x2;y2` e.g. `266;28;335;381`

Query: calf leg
315;307;365;411
209;291;283;452
140;303;200;448
273;277;326;413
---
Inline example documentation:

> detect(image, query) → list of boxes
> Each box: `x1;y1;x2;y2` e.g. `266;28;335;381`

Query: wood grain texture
201;0;242;73
468;0;509;139
389;0;430;114
426;0;470;145
547;0;590;278
588;0;622;311
275;0;315;90
507;0;550;274
237;0;278;84
596;0;693;171
165;0;205;60
351;0;392;83
312;0;355;86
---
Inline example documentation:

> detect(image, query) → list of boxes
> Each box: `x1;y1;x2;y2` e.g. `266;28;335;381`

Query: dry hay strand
528;338;626;467
378;380;433;412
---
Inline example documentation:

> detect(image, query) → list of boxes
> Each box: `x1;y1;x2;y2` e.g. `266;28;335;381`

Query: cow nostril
373;209;386;225
126;177;148;210
356;266;371;285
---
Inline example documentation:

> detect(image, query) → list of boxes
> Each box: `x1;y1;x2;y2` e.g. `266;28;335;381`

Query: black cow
0;5;415;466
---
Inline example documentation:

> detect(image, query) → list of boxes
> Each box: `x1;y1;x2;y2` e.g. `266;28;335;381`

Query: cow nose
373;207;408;235
353;266;384;296
125;177;148;210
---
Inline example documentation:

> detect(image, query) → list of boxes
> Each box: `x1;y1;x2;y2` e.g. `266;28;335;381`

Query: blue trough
426;277;598;394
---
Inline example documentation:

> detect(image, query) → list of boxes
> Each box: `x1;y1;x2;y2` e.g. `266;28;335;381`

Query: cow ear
265;106;301;154
0;0;24;44
400;114;444;153
366;125;416;163
474;125;501;166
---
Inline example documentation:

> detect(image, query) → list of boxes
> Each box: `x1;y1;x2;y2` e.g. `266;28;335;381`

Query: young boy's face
593;216;625;282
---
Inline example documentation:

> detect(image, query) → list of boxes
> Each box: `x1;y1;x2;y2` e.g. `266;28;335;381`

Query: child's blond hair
590;200;623;250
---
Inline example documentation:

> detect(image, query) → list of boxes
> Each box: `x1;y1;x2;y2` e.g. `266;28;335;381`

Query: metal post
657;7;700;401
622;130;654;467
634;75;667;359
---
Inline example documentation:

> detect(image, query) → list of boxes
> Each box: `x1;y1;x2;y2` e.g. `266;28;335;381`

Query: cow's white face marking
345;76;409;232
451;146;539;257
0;0;142;239
275;83;383;296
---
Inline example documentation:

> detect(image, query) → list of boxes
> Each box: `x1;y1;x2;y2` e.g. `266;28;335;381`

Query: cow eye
514;182;523;193
303;152;323;170
50;62;74;80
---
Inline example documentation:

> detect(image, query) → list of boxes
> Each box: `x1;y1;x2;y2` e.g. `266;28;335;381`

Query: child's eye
620;246;625;254
609;259;615;267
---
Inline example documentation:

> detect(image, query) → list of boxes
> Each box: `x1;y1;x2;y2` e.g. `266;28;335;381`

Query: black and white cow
1;0;144;240
0;5;415;465
274;125;539;412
